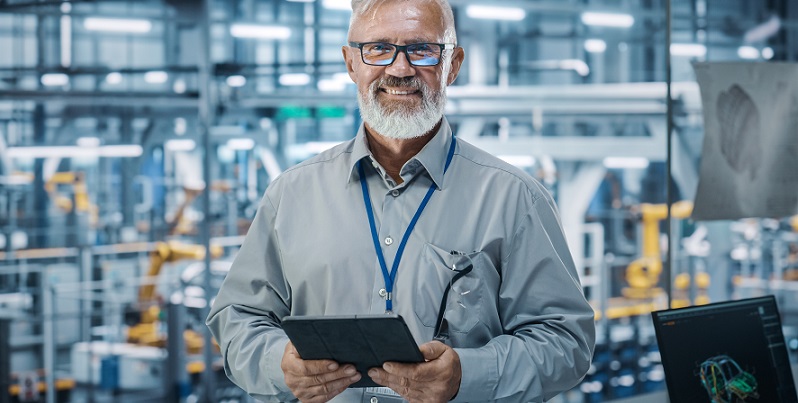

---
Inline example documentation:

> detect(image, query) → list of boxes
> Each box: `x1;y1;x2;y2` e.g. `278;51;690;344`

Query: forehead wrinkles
349;0;447;41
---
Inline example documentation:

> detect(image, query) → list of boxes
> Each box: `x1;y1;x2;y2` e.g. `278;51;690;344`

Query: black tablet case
281;314;424;388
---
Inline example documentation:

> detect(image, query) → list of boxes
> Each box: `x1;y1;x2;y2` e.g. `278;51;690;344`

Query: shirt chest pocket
413;243;491;335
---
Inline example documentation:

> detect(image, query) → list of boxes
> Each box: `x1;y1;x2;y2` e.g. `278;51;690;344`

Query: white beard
357;69;449;140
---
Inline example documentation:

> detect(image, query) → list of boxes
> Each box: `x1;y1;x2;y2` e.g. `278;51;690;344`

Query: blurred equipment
44;171;98;225
623;201;693;299
126;241;222;354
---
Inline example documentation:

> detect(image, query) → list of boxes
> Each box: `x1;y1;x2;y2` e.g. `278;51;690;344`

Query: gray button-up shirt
207;118;595;402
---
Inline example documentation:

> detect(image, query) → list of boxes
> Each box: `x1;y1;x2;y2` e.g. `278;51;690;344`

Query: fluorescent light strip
322;0;351;10
60;15;72;67
6;145;143;159
318;79;346;92
498;155;536;168
603;157;649;169
466;5;526;21
670;43;706;57
226;75;247;87
144;71;168;84
737;46;759;60
105;72;123;85
165;139;196;152
230;23;291;39
279;73;311;86
584;39;607;53
581;12;634;28
84;17;152;33
41;73;69;87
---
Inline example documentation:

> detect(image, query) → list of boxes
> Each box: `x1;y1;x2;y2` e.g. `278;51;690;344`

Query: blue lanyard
358;136;457;312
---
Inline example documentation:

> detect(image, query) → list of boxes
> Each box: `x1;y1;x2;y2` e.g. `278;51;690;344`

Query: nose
385;50;416;78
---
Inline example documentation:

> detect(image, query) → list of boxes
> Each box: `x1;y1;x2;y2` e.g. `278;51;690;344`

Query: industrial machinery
623;201;697;301
126;240;222;354
44;171;98;226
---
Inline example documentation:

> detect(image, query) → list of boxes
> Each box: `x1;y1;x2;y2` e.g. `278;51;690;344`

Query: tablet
281;314;424;388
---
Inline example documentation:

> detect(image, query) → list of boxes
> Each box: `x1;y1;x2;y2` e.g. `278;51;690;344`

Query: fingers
369;344;462;403
296;370;362;402
282;342;362;402
283;343;340;376
419;341;447;361
368;368;423;402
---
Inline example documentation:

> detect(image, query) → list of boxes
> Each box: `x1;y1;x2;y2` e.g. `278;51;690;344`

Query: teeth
386;89;414;95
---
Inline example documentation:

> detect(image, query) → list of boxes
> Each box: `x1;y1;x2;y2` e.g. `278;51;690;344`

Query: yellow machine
167;186;204;236
622;201;705;304
127;241;222;354
44;171;98;225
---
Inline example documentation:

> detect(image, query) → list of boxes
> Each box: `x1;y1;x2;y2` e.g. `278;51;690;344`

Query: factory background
0;0;796;402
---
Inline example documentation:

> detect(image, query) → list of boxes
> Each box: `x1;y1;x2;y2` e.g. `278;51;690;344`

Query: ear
445;47;465;86
342;46;357;83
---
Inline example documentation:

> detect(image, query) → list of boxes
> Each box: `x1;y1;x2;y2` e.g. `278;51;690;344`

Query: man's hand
281;342;361;403
368;341;461;403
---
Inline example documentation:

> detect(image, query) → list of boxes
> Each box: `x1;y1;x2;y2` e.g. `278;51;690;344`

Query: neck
364;121;441;184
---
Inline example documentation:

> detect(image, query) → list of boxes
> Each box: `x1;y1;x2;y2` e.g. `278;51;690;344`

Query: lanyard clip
378;288;392;300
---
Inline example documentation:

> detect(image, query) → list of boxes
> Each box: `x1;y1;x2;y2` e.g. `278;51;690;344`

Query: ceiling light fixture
144;71;168;84
584;39;607;53
321;0;351;11
603;157;650;169
670;43;707;57
737;46;760;60
581;12;635;28
105;72;123;85
84;17;152;33
41;73;70;87
230;23;291;39
226;75;247;87
279;73;311;86
466;5;526;21
165;139;196;152
6;145;142;159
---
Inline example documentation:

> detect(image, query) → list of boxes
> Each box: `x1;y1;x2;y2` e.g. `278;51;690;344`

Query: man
207;0;595;402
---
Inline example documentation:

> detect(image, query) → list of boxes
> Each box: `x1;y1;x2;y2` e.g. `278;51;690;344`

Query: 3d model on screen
698;355;760;403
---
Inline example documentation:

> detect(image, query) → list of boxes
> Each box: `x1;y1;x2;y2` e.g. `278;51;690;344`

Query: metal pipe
42;281;55;403
199;0;217;401
665;0;673;309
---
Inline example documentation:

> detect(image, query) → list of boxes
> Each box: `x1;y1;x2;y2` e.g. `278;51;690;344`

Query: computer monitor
652;295;798;403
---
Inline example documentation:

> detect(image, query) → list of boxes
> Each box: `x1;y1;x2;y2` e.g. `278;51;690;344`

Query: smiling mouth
380;88;420;96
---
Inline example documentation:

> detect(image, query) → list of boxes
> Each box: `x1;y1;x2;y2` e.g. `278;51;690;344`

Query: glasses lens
361;42;396;66
407;43;441;66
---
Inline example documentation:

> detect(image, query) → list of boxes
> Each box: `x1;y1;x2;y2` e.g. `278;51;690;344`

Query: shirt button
384;237;393;245
379;288;388;298
391;190;399;197
370;397;379;403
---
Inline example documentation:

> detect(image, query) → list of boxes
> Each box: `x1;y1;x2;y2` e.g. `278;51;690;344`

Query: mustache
373;76;424;91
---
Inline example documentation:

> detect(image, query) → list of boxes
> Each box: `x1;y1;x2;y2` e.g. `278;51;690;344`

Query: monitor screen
652;295;798;403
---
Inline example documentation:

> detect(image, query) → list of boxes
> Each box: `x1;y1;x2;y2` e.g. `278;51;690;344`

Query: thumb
420;341;447;361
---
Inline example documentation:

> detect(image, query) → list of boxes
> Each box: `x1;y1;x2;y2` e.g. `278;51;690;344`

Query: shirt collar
346;118;454;189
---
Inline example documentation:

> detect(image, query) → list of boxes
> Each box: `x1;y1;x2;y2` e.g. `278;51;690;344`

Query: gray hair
348;0;457;44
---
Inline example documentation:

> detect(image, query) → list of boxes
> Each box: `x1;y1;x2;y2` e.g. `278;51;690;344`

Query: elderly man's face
343;0;464;139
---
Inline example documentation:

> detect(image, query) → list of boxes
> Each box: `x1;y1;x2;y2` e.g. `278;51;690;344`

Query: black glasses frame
433;254;474;342
348;41;456;67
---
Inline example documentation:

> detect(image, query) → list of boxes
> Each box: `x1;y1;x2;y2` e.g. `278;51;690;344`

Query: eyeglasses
433;254;474;342
348;41;456;67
